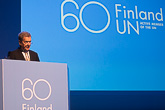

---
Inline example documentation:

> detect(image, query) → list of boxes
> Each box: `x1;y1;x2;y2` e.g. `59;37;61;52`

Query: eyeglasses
22;41;32;44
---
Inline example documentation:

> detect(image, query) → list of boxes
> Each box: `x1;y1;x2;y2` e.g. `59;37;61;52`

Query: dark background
0;0;20;59
1;0;165;109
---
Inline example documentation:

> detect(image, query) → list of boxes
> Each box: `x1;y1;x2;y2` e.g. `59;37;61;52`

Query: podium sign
0;59;69;110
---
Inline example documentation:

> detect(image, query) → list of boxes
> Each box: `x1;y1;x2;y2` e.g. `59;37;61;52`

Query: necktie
25;52;30;61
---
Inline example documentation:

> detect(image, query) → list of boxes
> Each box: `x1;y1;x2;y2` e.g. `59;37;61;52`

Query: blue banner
22;0;165;90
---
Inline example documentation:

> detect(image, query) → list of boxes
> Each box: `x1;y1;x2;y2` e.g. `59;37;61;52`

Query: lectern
0;59;69;110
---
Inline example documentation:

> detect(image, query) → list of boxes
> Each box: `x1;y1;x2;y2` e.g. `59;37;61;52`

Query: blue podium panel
0;59;69;110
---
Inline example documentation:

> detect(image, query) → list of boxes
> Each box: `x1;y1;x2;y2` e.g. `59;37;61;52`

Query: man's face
19;36;31;51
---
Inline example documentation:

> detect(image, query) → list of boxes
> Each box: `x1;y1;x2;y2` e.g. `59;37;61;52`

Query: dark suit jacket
8;49;40;61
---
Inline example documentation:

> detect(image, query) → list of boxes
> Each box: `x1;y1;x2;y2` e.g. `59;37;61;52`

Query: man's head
18;31;32;51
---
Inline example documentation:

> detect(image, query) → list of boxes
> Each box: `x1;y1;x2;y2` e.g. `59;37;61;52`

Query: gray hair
18;31;31;41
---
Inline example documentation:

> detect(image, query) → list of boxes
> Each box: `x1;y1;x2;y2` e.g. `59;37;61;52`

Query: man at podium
8;31;40;61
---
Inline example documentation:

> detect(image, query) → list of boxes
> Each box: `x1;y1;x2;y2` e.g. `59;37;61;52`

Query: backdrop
21;0;165;90
0;0;20;59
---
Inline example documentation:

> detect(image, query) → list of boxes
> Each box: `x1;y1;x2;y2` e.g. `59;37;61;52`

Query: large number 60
61;0;110;33
22;78;52;101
